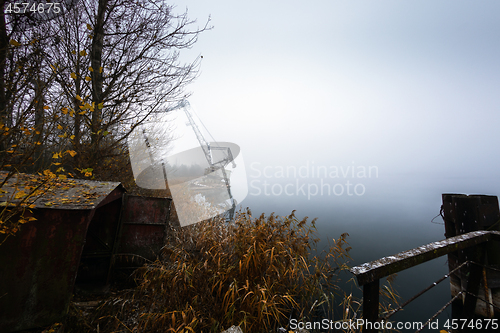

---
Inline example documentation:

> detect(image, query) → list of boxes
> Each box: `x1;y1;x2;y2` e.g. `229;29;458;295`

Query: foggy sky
172;0;500;194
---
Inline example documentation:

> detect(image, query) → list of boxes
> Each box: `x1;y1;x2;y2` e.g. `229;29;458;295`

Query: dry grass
66;209;399;333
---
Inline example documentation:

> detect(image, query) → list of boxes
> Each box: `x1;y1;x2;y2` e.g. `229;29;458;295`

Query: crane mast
162;99;237;220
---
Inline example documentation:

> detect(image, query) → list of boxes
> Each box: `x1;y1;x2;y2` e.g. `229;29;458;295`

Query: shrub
85;209;353;333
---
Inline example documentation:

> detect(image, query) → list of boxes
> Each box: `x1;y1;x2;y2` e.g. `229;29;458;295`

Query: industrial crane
161;99;237;220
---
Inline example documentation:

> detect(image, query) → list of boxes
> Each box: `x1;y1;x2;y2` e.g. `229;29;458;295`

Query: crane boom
182;101;213;165
164;99;235;169
162;99;237;220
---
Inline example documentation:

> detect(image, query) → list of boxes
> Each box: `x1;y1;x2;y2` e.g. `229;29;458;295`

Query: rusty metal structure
115;194;172;268
0;172;172;332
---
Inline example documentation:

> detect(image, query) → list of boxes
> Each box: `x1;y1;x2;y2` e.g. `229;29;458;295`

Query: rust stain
21;225;37;248
48;224;56;239
115;195;172;265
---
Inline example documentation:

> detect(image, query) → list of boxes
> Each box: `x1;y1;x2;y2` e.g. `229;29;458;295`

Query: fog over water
240;171;499;326
168;0;500;328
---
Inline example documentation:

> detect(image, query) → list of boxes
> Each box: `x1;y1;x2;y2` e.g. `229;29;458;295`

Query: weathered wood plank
350;231;500;286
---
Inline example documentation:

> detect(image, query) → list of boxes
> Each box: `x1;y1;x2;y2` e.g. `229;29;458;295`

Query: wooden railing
349;230;500;333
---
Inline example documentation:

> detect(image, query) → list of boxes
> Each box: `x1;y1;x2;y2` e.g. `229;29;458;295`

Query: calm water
237;172;500;330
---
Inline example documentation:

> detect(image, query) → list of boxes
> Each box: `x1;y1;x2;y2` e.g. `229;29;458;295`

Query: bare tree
49;0;209;177
0;0;209;180
0;0;208;236
0;0;83;171
0;1;65;173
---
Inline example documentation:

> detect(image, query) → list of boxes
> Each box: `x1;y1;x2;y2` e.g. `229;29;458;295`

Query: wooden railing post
363;279;380;333
463;243;487;318
441;194;500;319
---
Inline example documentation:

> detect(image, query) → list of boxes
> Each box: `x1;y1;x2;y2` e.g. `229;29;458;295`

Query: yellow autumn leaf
43;105;50;110
76;95;82;101
99;67;103;73
98;103;104;109
79;111;87;115
89;66;94;72
57;124;63;130
85;76;91;81
79;102;91;110
87;23;92;30
70;135;75;140
52;153;60;159
14;191;27;199
71;50;76;55
70;72;77;79
10;39;21;47
61;107;68;114
66;150;77;157
58;175;67;180
79;50;87;56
